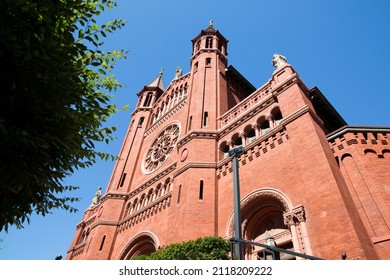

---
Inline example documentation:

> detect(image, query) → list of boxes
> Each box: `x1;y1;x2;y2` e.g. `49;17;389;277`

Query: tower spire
147;68;165;91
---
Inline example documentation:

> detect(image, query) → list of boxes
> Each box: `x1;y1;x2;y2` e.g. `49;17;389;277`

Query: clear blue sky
1;0;389;260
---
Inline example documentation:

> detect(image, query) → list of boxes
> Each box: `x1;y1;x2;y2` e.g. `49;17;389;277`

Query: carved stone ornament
272;53;287;68
142;122;180;174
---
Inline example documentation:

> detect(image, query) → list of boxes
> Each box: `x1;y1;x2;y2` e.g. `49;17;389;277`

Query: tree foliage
133;237;230;260
0;0;126;231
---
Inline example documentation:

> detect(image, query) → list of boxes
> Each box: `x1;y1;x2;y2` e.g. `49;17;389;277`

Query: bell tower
106;70;165;194
186;21;229;132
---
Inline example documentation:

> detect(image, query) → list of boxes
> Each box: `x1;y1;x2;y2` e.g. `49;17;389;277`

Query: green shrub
133;236;230;260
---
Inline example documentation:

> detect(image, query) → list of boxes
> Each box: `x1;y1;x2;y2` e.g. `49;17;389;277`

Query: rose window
142;123;180;173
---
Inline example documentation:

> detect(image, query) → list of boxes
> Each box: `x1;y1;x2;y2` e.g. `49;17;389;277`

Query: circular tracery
142;123;180;174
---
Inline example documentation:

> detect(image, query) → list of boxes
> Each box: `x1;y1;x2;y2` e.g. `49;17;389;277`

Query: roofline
327;125;390;141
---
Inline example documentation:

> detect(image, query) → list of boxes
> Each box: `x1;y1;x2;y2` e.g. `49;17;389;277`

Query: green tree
0;0;126;231
133;237;231;260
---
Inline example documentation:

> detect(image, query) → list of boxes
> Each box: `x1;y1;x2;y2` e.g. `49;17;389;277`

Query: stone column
284;212;303;259
294;206;313;255
252;123;260;138
227;140;235;149
267;114;275;129
240;132;247;146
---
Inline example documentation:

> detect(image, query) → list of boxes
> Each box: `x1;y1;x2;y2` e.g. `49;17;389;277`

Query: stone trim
144;98;187;137
218;95;276;138
128;162;177;199
173;162;217;178
91;220;119;230
118;192;172;233
217;126;288;178
177;130;218;149
100;193;127;203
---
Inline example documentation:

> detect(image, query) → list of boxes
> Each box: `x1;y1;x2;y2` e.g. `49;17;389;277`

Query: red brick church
67;23;390;260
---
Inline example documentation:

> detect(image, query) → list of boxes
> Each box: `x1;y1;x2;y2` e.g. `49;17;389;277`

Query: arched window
231;133;242;148
259;118;270;135
244;125;256;143
272;108;283;126
194;62;198;72
219;141;230;160
205;37;213;48
143;92;153;107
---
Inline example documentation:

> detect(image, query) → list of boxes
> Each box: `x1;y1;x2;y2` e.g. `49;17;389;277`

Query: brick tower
67;23;390;260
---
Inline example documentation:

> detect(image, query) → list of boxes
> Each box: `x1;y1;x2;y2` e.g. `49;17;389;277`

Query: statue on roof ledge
174;66;182;79
272;53;287;68
209;20;213;28
91;186;102;206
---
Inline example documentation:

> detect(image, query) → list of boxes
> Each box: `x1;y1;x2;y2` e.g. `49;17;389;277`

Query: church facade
67;24;390;260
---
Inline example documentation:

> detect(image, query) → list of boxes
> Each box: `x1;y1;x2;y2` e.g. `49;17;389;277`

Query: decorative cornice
177;130;219;149
100;193;127;203
173;162;217;178
91;220;119;230
131;107;153;117
326;126;390;141
271;73;309;96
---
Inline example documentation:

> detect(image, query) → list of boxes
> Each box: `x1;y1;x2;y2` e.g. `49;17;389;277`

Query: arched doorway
118;232;159;260
226;188;312;260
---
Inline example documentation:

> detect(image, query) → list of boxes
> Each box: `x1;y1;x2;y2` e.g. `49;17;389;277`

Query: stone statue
91;186;102;206
174;66;182;79
209;20;214;28
272;53;287;68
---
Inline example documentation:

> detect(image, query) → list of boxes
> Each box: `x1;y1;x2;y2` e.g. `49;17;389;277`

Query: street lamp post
228;146;244;260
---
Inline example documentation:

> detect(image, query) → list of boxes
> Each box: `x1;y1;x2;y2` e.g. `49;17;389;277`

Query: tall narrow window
177;185;182;204
143;92;153;107
199;180;204;200
138;117;145;126
206;37;213;48
203;112;209;127
206;58;211;66
99;235;106;251
188;116;192;131
118;173;127;188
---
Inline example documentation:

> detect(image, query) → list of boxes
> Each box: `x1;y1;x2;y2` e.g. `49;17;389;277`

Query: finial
272;53;287;68
209;20;214;28
159;67;164;76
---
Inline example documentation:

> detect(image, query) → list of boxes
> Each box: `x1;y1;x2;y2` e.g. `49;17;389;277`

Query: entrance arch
226;188;312;259
118;231;160;260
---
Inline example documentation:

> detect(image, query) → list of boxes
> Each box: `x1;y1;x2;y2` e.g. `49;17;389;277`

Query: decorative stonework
118;192;172;233
226;188;293;237
142;122;180;174
216;126;289;179
129;162;176;199
283;205;306;226
144;98;187;137
177;130;218;149
180;148;189;162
